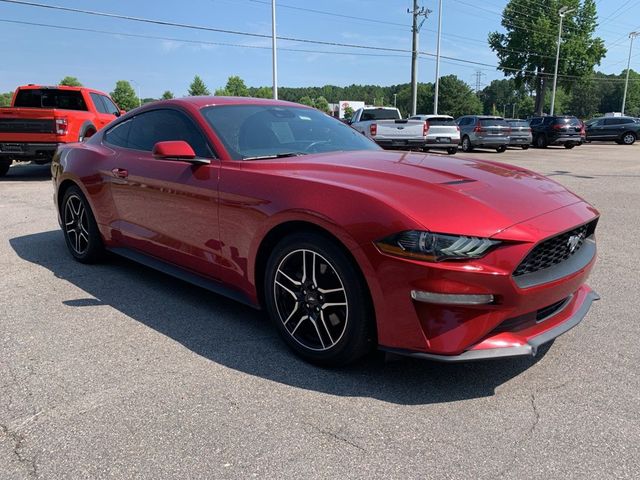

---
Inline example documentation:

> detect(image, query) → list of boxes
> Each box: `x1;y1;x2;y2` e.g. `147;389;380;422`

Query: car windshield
13;89;88;111
360;108;400;121
426;117;456;126
201;105;381;160
480;118;508;127
554;117;582;126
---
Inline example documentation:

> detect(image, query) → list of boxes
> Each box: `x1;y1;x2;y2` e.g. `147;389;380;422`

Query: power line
1;0;637;85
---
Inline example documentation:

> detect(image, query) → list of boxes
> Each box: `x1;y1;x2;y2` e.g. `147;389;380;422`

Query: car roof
161;96;307;109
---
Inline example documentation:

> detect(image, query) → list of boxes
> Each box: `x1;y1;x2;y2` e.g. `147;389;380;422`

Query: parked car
408;114;460;154
52;96;599;366
505;118;532;149
456;115;511;153
584;116;639;145
529;115;585;149
349;106;427;149
0;84;123;177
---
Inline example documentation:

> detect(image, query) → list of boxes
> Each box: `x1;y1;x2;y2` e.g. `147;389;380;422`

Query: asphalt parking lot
1;142;638;479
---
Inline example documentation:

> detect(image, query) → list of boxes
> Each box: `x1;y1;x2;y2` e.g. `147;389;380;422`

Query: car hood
274;150;585;238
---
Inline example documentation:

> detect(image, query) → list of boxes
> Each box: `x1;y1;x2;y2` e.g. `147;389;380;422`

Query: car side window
603;118;619;125
104;118;132;148
101;96;121;116
127;109;213;158
89;93;109;114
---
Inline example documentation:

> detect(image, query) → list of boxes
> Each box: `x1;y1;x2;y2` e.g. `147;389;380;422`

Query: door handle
111;168;128;178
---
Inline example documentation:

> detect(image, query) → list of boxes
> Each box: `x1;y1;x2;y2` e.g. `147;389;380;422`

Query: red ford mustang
51;97;599;366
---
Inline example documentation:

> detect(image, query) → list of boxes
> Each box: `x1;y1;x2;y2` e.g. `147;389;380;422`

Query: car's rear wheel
264;232;374;366
564;143;575;149
447;147;457;155
535;135;547;148
0;159;11;177
61;186;104;263
496;145;507;153
621;132;636;145
461;136;473;152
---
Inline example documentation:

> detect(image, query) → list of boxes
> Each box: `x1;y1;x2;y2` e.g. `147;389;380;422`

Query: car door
586;119;604;139
104;108;222;279
602;118;624;139
89;93;117;129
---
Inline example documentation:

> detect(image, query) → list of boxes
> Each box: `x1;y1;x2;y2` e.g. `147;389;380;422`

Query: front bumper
0;142;59;159
382;288;599;361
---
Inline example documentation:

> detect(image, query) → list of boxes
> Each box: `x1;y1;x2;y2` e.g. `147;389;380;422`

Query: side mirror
153;141;209;164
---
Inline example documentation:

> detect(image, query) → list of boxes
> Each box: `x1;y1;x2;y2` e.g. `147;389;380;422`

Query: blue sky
0;0;638;98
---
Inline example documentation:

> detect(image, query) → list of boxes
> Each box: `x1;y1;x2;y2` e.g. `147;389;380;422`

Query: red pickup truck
0;85;123;177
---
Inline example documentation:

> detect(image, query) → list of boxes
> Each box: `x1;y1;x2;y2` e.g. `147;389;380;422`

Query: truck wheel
446;147;457;155
0;159;11;177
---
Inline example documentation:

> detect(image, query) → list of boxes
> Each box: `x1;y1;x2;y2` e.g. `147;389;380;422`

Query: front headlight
375;230;500;262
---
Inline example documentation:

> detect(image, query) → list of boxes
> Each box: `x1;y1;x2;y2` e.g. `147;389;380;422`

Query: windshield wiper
242;152;308;161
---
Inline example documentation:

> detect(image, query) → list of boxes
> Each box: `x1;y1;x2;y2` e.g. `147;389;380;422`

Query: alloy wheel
273;249;348;351
623;133;636;145
64;194;90;255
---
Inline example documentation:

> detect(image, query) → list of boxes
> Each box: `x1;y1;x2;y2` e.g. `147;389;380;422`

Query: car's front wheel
264;232;374;366
61;185;104;263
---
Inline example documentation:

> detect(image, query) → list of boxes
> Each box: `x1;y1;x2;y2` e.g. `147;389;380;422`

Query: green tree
59;76;82;87
437;75;482;118
395;83;433;117
0;92;12;107
188;75;210;96
252;86;272;99
161;90;175;100
215;76;248;97
343;105;354;121
489;0;606;115
299;95;315;107
110;80;139;111
314;96;330;113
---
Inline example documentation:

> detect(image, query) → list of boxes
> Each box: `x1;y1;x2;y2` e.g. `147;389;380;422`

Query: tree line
1;69;638;118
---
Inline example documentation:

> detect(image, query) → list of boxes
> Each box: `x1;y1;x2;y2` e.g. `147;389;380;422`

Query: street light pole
433;0;442;115
550;6;573;116
271;0;278;100
622;31;639;114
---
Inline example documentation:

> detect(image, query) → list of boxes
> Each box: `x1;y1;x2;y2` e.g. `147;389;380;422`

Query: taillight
552;123;563;130
456;125;460;132
505;127;512;135
55;117;68;136
474;124;484;133
370;123;377;136
423;120;430;136
528;128;532;133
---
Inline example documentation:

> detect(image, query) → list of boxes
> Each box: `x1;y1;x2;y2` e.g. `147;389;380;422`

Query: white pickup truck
349;107;427;150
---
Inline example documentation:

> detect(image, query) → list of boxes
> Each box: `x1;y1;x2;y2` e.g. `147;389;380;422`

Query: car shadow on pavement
10;230;550;406
1;163;51;181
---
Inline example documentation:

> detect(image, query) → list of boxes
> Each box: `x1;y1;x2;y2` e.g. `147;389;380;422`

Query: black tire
447;147;457;155
521;145;530;150
564;143;575;149
621;132;636;145
535;134;547;148
60;185;104;263
496;145;507;153
264;232;375;366
461;136;473;152
0;159;11;177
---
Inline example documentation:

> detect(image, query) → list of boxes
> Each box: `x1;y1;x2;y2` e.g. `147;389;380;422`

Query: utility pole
408;1;430;116
433;0;443;114
271;0;278;100
622;31;639;114
551;6;574;115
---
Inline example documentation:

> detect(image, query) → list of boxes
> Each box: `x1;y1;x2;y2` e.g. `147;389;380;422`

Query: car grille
513;220;597;277
491;296;571;333
0;119;55;134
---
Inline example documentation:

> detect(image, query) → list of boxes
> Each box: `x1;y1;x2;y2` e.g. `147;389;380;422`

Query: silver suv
456;115;511;153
